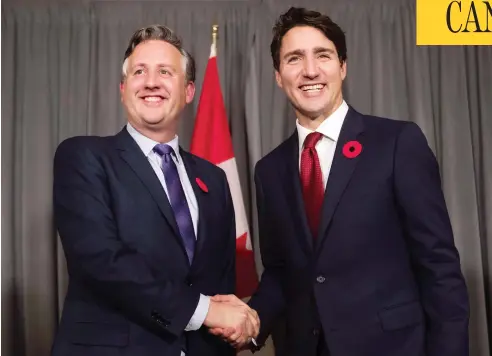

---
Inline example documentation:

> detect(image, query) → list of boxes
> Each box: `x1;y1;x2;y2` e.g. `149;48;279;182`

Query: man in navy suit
51;25;259;356
216;7;469;356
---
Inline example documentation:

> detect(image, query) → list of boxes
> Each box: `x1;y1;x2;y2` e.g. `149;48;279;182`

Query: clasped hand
203;294;260;350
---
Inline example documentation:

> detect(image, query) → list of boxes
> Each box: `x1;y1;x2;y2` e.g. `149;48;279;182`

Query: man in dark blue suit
217;7;469;356
51;25;258;356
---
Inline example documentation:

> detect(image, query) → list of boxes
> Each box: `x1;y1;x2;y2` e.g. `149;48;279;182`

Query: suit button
312;328;320;336
151;310;159;319
316;276;325;284
156;318;170;327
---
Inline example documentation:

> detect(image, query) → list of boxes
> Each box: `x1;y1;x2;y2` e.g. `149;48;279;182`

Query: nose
302;57;319;79
144;70;160;89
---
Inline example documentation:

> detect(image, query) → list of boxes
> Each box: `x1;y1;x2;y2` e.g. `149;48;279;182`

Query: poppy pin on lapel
342;141;362;158
196;177;208;193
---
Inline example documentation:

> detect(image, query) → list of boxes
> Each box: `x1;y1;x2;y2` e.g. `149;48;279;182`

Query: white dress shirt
126;123;210;344
296;100;349;188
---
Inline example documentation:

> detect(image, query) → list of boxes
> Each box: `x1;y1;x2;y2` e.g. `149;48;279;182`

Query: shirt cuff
185;294;210;331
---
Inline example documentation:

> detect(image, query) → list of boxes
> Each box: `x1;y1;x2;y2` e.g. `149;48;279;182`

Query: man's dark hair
271;7;347;71
122;24;195;82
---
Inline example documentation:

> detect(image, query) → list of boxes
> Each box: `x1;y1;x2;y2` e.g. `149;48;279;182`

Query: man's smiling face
275;26;346;123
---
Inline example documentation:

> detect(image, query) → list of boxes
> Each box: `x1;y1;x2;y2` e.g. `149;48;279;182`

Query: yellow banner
417;0;492;45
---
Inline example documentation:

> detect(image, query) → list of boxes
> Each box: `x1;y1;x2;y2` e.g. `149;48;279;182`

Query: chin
297;100;326;113
140;118;165;127
299;107;325;118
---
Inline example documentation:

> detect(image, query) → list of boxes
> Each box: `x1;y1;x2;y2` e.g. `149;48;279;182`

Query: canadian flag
190;42;258;298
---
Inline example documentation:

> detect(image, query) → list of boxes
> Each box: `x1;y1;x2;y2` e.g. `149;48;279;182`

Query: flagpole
211;24;218;57
212;24;218;47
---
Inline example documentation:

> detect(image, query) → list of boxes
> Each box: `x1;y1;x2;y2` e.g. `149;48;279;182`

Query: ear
275;70;283;89
340;60;347;81
119;81;125;102
185;81;196;104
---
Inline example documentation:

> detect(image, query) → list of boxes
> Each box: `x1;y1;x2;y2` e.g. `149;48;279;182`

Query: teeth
144;97;162;102
301;84;324;91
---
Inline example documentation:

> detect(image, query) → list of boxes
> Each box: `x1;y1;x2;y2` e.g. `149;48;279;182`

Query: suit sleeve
248;165;287;348
393;122;469;356
53;138;200;338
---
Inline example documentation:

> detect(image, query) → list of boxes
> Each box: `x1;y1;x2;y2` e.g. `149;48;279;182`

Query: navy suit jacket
249;107;469;356
52;127;236;356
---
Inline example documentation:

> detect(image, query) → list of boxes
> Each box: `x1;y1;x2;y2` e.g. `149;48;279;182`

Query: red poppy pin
342;140;362;158
196;177;209;193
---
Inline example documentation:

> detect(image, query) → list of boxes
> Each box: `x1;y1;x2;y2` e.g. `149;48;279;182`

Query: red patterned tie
300;132;324;239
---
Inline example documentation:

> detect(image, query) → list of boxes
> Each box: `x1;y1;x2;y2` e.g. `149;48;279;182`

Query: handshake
203;294;260;350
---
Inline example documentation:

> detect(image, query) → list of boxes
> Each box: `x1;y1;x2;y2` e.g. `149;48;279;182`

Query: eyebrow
314;47;336;55
283;47;336;59
131;63;176;70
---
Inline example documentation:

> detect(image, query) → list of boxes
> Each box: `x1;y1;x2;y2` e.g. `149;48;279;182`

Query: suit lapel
316;107;365;250
281;133;315;253
180;150;210;268
114;128;182;246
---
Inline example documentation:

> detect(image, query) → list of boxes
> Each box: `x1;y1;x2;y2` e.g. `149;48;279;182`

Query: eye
134;68;144;75
318;53;331;59
160;68;171;75
287;56;300;63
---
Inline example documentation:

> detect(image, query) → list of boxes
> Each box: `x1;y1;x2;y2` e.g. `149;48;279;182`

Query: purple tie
153;144;196;264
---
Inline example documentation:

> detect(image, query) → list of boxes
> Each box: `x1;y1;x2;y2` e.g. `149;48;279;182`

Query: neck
297;115;326;131
130;123;177;144
297;98;343;131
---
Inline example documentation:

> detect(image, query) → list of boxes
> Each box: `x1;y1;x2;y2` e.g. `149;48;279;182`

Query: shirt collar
296;100;349;150
126;123;181;162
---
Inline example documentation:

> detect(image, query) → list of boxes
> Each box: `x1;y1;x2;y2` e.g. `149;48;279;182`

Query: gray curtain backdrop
2;0;491;355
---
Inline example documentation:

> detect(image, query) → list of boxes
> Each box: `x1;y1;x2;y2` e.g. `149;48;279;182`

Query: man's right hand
203;294;259;346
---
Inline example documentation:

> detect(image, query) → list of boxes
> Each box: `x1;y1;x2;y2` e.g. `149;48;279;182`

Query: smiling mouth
142;96;165;102
299;84;325;92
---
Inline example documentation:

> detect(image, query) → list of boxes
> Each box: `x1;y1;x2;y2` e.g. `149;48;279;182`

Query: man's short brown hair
271;7;347;71
122;25;195;82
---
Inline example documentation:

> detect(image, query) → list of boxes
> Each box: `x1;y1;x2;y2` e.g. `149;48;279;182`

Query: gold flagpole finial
212;24;218;47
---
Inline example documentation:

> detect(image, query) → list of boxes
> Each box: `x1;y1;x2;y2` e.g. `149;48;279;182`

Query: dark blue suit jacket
52;127;236;356
249;107;469;356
